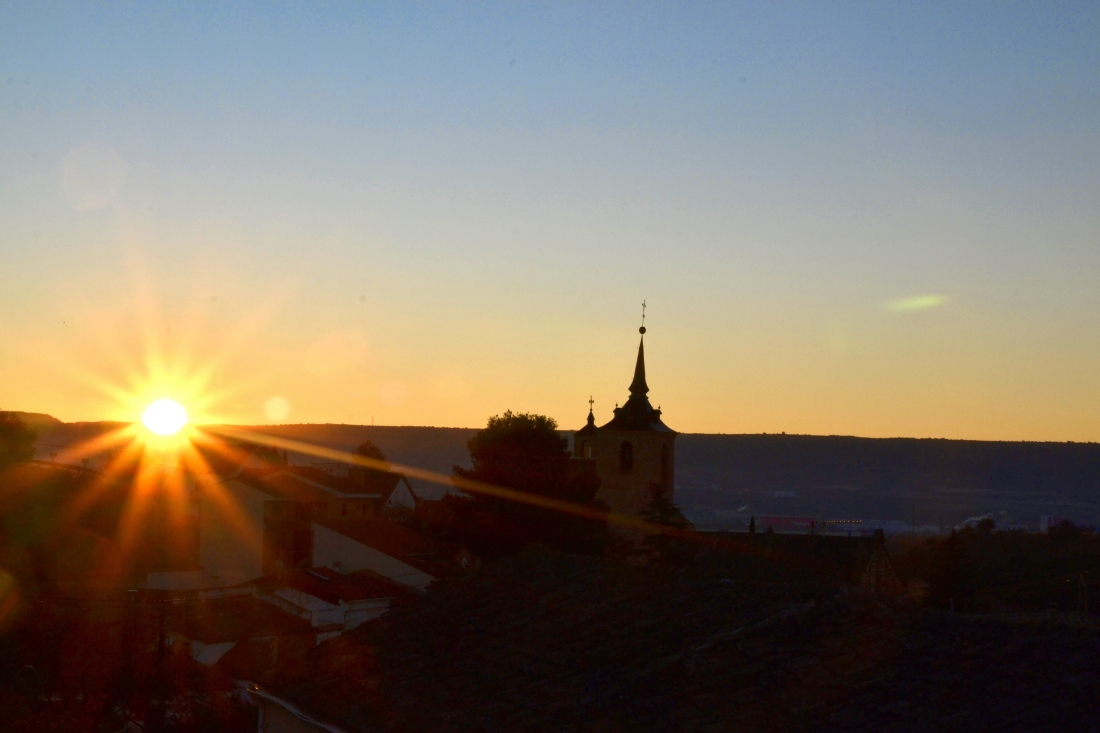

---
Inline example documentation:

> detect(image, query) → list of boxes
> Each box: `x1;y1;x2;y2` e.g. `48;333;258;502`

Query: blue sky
2;2;1099;439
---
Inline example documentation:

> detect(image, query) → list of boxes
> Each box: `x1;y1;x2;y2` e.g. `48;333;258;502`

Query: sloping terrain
675;434;1100;529
263;546;1100;732
20;415;1100;527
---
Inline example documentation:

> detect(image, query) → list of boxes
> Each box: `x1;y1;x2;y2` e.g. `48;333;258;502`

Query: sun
141;398;190;436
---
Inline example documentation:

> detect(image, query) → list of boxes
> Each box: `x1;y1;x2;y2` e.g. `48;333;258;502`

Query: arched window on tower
620;441;634;471
581;440;592;458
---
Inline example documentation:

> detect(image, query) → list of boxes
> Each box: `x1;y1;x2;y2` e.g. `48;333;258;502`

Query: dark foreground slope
262;546;1100;732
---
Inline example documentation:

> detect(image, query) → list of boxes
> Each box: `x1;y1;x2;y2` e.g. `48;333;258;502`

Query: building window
582;441;592;458
620;441;633;471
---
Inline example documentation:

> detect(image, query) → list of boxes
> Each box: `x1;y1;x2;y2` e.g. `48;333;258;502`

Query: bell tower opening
620;441;634;471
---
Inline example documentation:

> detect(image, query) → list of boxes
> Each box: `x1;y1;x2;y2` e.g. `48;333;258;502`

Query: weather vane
640;300;647;334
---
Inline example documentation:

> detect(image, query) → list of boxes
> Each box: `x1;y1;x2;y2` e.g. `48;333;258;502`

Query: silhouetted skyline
2;4;1099;441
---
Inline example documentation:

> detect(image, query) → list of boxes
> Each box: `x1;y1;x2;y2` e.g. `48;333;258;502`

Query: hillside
674;434;1100;530
18;415;1100;528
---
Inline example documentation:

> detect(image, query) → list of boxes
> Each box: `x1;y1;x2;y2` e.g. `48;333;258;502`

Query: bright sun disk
142;398;189;436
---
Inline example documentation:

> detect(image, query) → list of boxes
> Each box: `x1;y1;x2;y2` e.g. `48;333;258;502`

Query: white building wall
199;478;267;587
311;523;434;591
189;640;238;666
385;481;417;510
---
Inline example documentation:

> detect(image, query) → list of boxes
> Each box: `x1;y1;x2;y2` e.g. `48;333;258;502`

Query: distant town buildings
117;440;479;689
189;446;471;592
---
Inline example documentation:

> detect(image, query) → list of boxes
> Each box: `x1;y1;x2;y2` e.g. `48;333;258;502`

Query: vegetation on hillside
435;411;606;557
891;524;1099;615
0;412;35;471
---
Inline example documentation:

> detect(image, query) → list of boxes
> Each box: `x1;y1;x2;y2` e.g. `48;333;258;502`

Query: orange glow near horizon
33;300;255;570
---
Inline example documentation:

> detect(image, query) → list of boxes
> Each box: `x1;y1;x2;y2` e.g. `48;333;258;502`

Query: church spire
629;300;649;396
629;333;648;396
599;302;672;432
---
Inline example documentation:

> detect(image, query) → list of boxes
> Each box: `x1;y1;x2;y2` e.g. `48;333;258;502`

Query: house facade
202;468;468;591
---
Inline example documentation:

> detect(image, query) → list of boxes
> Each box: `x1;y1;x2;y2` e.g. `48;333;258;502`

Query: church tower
574;318;676;518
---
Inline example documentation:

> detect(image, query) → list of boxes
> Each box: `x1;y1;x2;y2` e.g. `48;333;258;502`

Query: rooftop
255;566;419;607
260;546;1100;731
600;335;674;432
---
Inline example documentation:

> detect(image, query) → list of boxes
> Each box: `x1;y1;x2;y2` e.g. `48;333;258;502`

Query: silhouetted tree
749;515;756;535
353;438;397;489
641;493;690;528
0;412;35;472
355;440;386;461
927;530;972;612
445;411;604;556
641;493;692;563
1049;519;1087;542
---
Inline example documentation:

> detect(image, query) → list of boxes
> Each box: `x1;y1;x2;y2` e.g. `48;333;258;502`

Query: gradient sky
2;2;1099;440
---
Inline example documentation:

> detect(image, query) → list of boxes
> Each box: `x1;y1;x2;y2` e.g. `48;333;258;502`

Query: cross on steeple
588;395;594;412
640;300;646;332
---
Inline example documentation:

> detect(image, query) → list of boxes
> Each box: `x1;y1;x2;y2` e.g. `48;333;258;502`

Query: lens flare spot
265;396;291;422
141;399;189;436
882;294;948;313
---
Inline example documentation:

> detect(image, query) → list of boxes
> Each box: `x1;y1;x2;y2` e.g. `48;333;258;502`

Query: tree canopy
444;411;604;556
455;412;590;500
0;412;35;472
355;440;386;462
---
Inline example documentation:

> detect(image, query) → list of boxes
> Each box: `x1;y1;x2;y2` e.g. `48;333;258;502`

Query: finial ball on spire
639;326;646;334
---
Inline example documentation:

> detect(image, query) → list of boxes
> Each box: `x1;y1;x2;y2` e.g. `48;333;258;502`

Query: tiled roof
288;465;394;497
246;469;334;502
600;335;674;433
313;517;465;577
255;567;419;607
225;467;372;502
261;546;1100;732
168;594;313;644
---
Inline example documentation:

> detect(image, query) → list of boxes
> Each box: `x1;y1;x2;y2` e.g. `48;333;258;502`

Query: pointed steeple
628;333;649;396
599;307;674;433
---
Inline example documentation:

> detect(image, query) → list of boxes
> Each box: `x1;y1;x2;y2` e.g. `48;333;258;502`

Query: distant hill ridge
16;414;1100;526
